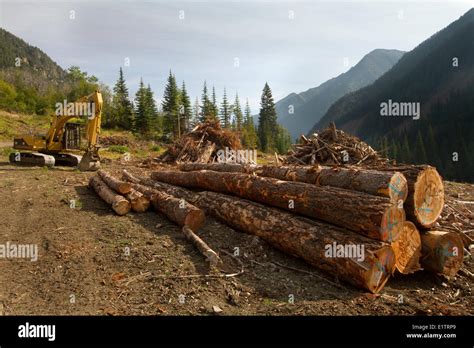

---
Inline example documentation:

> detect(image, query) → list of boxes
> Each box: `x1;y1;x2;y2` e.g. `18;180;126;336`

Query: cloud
1;0;472;111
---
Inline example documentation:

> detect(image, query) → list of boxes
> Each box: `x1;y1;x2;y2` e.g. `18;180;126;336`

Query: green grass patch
0;111;50;141
107;145;129;154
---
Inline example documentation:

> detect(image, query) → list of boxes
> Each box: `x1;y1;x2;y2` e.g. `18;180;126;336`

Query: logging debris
284;122;388;166
156;120;242;163
99;135;131;146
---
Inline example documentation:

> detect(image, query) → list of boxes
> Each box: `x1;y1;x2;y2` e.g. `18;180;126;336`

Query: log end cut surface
413;167;444;227
421;231;464;277
367;246;396;293
392;221;422;274
380;206;406;242
112;199;132;216
385;172;408;204
131;196;150;213
184;209;206;231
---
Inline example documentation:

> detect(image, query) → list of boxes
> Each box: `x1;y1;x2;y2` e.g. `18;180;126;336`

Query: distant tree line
105;68;291;153
0;62;293;154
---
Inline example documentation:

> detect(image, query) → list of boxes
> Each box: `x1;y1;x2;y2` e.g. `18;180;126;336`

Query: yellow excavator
9;90;103;171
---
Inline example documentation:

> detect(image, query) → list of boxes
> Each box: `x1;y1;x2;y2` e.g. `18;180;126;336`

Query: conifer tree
426;124;440;168
275;125;292;154
241;99;258;149
162;71;180;138
220;88;231;128
416;130;428;164
145;84;159;133
401;135;411;163
233;93;243;131
211;86;218;119
390;139;399;161
112;67;133;129
257;82;277;152
179;81;192;134
134;79;149;134
200;81;212;122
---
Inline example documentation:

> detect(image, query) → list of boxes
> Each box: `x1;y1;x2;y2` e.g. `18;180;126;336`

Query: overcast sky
0;0;472;111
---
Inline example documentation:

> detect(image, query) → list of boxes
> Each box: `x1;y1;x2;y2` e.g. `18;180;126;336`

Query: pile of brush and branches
284;123;388;166
157;120;242;163
99;135;131;146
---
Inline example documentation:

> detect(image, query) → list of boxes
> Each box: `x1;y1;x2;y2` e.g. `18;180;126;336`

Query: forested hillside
0;28;101;115
312;9;474;182
276;49;404;139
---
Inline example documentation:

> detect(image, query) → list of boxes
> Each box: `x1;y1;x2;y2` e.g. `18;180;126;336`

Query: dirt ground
0;159;472;316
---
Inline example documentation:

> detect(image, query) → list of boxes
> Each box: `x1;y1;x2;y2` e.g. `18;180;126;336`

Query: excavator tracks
9;152;55;167
9;152;82;167
53;153;82;166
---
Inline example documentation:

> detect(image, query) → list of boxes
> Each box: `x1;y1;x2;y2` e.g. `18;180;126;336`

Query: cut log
316;167;407;204
391;221;422;274
122;169;141;184
420;231;464;277
178;164;408;203
97;170;132;194
124;180;215;264
405;166;444;228
125;176;396;292
373;165;444;228
255;165;322;184
179;162;255;173
125;189;150;213
150;170;405;242
194;191;395;293
182;226;220;266
123;170;196;202
129;182;205;232
89;175;131;215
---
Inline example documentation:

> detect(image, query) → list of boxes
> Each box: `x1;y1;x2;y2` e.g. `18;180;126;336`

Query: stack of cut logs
89;170;220;265
89;162;465;294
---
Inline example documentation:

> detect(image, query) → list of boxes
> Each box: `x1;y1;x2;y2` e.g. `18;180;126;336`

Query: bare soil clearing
0;160;472;315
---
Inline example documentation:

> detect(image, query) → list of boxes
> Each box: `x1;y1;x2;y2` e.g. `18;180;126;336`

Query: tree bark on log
125;189;150;213
125;180;215;264
124;173;396;292
89;175;131;215
150;170;405;242
370;165;444;228
255;165;322;184
97;170;132;194
391;221;422;274
194;191;395;293
420;231;464;277
179;162;256;173
123;170;196;202
178;163;408;203
130;182;205;232
315;167;407;204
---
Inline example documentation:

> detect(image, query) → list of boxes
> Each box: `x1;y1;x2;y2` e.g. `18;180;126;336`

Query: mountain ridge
311;8;474;181
276;48;405;139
